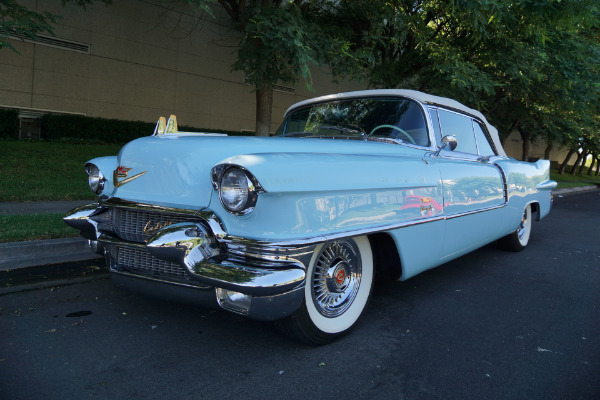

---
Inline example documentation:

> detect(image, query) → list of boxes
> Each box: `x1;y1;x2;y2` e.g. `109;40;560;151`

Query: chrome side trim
226;241;316;264
445;203;506;220
536;180;558;191
494;163;509;203
222;215;447;247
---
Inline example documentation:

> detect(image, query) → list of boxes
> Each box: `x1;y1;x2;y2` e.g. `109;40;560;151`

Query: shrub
0;109;19;139
40;114;254;144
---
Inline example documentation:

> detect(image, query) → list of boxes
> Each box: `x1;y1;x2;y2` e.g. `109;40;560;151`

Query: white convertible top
285;89;506;156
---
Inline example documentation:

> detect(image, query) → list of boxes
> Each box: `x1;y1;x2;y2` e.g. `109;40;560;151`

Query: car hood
95;134;427;210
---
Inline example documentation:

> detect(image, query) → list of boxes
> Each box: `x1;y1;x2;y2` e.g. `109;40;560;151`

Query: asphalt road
1;191;599;400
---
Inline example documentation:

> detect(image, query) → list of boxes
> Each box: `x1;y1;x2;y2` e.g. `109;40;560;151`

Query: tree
0;0;59;52
328;0;600;161
184;0;350;135
1;0;112;53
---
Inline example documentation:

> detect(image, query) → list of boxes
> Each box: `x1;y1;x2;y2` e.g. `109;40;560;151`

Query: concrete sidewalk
1;185;598;272
1;200;101;271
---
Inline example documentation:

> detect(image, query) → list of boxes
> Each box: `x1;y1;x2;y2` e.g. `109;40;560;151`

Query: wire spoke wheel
312;239;362;318
517;206;532;246
282;236;373;345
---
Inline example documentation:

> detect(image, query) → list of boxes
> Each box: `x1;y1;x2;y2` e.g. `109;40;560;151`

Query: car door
429;108;506;259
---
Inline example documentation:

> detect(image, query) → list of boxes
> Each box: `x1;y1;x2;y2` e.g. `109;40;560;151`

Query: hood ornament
113;165;147;188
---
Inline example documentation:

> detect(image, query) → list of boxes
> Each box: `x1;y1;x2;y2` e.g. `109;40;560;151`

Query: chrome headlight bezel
85;163;105;194
211;165;264;215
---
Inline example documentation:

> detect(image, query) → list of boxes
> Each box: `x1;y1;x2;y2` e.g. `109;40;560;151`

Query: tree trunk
517;126;530;161
570;149;585;175
544;139;553;160
255;83;273;136
577;151;589;175
500;120;518;148
559;148;576;174
596;157;600;176
587;154;597;176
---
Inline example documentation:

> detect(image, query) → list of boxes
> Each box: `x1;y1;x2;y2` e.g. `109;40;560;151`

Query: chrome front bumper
64;201;315;321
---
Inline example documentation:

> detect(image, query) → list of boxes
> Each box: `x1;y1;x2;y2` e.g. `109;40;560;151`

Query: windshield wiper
318;125;366;139
282;131;312;137
283;125;367;139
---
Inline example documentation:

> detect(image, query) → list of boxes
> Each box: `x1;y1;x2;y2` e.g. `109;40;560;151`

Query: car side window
437;109;477;154
473;121;496;156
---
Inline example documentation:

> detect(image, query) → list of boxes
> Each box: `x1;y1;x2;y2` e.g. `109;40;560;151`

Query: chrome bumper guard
64;202;315;320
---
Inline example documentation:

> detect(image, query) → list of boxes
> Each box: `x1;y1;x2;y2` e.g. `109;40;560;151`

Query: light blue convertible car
64;89;556;344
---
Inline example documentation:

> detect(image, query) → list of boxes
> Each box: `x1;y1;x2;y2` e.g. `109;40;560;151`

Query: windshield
277;97;430;146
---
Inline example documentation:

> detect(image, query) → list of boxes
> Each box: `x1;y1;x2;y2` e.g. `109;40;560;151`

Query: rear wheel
498;204;532;252
283;236;373;345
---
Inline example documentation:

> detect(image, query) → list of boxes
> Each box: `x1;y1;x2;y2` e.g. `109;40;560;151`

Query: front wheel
498;204;532;252
282;236;373;345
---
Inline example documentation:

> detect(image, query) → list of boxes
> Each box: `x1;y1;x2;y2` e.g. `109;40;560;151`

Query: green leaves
327;0;599;157
0;0;59;52
1;0;113;53
233;3;326;91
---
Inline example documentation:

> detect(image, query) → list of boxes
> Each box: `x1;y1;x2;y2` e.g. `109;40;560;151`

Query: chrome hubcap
517;209;528;240
312;239;362;318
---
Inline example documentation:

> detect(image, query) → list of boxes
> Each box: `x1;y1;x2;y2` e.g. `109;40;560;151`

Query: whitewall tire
499;204;532;252
283;236;374;345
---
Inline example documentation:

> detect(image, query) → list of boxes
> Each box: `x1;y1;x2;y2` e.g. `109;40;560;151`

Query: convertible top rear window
279;98;430;147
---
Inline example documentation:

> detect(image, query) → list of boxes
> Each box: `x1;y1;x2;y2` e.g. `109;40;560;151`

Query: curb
0;237;102;271
552;185;598;195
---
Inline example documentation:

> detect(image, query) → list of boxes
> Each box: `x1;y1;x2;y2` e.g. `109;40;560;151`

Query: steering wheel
369;125;415;144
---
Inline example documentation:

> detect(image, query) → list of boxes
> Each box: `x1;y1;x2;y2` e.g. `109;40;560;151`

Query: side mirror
433;135;458;157
441;135;458;151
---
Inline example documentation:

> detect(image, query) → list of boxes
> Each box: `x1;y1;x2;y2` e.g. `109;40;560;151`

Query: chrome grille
111;208;199;243
106;244;208;285
117;245;186;278
91;209;114;233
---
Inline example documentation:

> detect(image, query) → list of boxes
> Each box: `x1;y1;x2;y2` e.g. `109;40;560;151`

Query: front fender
212;152;444;241
87;156;118;195
217;152;435;193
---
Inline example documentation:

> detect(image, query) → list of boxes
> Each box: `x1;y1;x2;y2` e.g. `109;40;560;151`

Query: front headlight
220;167;249;212
212;165;263;215
85;163;105;194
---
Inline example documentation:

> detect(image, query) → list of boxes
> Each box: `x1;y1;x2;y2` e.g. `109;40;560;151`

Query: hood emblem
116;166;132;178
113;165;147;188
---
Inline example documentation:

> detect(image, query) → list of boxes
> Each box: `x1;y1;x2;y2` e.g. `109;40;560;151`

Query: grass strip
0;213;79;243
0;141;122;201
550;169;600;190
